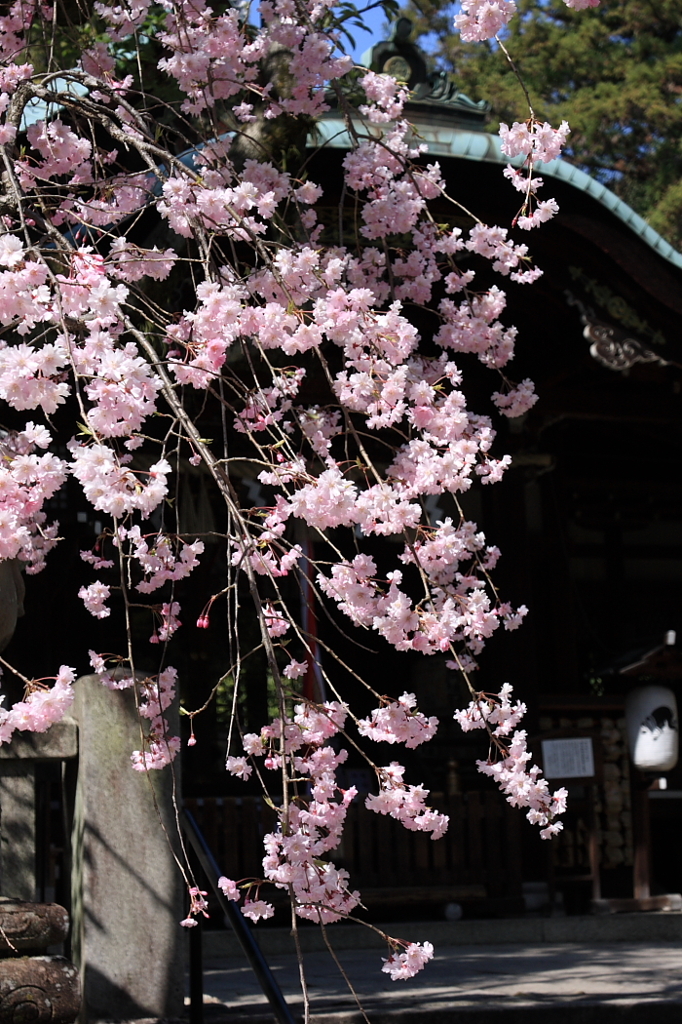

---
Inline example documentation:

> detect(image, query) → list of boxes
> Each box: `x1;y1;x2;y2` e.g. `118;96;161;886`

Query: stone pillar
70;675;184;1022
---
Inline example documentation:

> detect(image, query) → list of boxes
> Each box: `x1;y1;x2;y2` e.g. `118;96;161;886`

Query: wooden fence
184;790;523;911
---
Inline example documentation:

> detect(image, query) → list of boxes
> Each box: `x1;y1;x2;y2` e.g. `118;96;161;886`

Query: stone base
0;955;80;1024
0;899;69;954
591;893;682;915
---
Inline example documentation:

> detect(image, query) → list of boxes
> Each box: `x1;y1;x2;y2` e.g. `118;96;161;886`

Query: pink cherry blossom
454;685;566;837
226;755;253;780
455;0;517;41
79;581;112;618
218;877;240;900
358;693;438;749
491;379;538;417
382;941;434;980
0;667;75;745
0;0;591;994
242;899;275;922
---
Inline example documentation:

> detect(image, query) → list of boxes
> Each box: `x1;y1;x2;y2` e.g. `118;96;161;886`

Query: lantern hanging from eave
625;685;679;772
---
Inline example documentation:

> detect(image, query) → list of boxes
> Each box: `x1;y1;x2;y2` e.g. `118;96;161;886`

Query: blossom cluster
382;941;435;981
0;425;66;573
454;684;567;839
225;700;362;924
0;0;599;991
0;666;75;743
216;696;448;971
456;0;598;42
499;120;571;229
156;0;350;118
85;653;181;770
358;692;438;748
365;762;449;839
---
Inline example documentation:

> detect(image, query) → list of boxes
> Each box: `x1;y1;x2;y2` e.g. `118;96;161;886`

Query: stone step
197;1003;682;1024
193;937;682;1024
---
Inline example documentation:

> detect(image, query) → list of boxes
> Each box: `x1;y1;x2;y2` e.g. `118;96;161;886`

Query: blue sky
342;4;446;64
345;4;392;63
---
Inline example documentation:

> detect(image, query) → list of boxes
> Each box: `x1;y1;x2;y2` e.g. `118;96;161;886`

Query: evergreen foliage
406;0;682;247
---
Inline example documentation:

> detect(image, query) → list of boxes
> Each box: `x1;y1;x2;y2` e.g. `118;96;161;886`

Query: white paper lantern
626;685;679;772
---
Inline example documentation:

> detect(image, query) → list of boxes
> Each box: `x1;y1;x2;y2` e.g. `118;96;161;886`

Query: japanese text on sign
541;737;595;779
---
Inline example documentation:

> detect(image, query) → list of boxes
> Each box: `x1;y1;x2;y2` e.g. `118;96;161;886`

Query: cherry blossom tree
0;0;586;1008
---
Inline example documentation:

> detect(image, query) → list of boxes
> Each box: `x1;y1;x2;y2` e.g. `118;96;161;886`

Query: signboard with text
541;737;595;779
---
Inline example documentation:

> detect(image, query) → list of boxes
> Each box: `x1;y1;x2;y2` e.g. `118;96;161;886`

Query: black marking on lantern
641;706;677;738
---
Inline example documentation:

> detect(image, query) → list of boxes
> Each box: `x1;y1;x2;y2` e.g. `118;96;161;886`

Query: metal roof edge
313;119;682;272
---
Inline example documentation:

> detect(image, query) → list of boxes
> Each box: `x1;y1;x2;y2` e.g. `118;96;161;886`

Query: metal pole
181;809;297;1024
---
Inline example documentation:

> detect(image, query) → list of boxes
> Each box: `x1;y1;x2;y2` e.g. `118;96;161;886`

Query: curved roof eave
313;119;682;273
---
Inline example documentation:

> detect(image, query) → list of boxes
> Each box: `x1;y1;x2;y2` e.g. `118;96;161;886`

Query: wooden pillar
588;783;602;901
631;776;651;899
0;720;78;902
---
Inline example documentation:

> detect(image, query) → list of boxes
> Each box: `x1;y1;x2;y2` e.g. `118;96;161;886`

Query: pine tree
406;0;682;247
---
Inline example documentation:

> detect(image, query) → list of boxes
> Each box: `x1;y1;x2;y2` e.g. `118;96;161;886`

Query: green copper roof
314;119;682;273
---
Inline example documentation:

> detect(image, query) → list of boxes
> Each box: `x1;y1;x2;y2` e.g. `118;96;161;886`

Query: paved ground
192;936;682;1023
